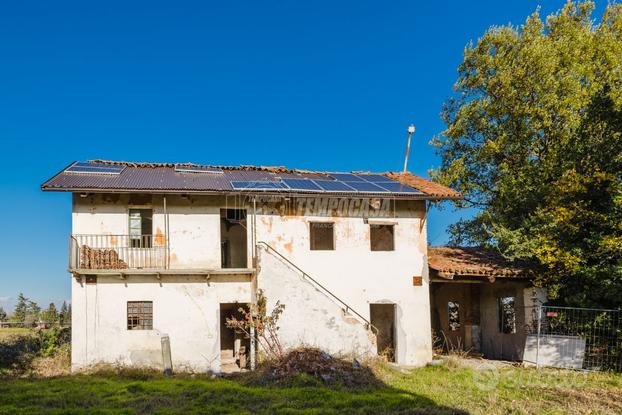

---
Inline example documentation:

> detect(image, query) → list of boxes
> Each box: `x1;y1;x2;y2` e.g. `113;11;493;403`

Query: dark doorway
220;209;248;268
429;283;481;354
370;303;396;362
220;303;251;372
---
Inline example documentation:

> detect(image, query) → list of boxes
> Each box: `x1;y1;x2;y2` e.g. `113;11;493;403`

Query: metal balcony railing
69;234;168;270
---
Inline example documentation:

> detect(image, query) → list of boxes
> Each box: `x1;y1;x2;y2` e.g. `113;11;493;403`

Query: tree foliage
11;293;42;325
12;293;29;323
59;301;71;327
433;2;622;308
41;303;59;325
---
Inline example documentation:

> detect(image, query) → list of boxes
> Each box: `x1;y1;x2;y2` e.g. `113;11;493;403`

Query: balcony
69;234;168;271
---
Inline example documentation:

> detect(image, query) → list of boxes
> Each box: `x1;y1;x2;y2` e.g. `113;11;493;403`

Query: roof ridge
89;159;400;176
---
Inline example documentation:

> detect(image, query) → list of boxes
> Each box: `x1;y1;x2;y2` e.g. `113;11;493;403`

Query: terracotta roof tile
386;172;462;199
428;246;531;280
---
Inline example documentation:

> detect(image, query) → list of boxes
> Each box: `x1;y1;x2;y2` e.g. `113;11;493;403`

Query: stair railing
256;241;378;334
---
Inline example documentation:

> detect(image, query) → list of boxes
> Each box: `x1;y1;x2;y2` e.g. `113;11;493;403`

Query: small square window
448;301;460;331
498;296;516;334
310;222;334;250
127;301;153;330
370;225;394;251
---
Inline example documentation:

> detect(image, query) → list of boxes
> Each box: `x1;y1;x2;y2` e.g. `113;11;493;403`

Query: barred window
127;301;153;330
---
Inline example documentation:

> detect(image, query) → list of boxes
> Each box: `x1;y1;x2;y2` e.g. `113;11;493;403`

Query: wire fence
526;306;621;372
0;321;70;329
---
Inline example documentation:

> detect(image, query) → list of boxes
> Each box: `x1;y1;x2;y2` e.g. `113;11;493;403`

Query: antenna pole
403;123;415;173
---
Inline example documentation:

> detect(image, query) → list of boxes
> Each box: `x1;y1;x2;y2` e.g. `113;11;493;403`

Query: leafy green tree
24;300;41;326
12;293;28;323
0;306;7;321
41;303;59;324
59;301;69;326
433;2;622;308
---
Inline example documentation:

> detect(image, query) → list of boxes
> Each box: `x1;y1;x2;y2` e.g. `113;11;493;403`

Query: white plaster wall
254;201;432;366
71;194;433;367
72;194;230;269
257;246;376;358
71;274;251;372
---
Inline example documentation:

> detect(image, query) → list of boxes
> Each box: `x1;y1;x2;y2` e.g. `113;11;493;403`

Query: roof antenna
402;123;415;173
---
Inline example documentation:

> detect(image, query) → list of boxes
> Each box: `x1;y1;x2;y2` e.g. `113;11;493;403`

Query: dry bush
1;327;71;377
244;347;383;388
30;344;71;377
442;354;466;370
226;290;285;361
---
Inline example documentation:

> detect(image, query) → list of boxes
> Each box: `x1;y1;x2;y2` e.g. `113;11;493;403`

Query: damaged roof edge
40;186;456;201
386;172;462;200
40;160;463;201
428;246;533;280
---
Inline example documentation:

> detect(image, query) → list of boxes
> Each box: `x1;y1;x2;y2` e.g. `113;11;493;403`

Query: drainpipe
250;196;257;370
252;196;258;266
164;195;169;269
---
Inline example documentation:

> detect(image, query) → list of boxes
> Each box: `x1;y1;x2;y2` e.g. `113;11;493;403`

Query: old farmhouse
41;160;541;372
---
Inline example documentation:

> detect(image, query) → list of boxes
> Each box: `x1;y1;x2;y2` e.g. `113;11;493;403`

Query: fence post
536;306;542;369
161;334;173;376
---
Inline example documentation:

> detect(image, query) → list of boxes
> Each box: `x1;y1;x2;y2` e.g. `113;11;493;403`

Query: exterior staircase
255;241;377;358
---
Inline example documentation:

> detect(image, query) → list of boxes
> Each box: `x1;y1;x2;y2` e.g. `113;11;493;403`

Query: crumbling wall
479;280;531;361
257;246;376;358
254;199;433;366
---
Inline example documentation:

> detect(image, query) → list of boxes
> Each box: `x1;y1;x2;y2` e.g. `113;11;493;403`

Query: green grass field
1;362;620;414
1;329;620;414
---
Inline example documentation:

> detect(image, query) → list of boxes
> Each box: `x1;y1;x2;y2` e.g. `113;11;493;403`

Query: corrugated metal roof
41;160;462;200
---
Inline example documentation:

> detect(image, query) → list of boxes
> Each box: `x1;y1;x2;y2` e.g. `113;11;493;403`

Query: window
129;209;153;248
448;301;460;331
127;301;153;330
310;222;334;250
498;296;516;334
220;209;248;268
370;224;394;251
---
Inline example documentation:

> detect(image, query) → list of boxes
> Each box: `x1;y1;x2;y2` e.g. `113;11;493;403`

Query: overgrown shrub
245;347;383;388
0;327;71;375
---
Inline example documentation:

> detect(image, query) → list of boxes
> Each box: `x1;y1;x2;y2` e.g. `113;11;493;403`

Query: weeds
0;327;70;376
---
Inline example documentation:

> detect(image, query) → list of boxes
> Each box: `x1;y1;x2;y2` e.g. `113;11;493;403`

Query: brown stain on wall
340;220;353;240
260;216;273;233
169;253;178;266
155;228;166;246
129;194;152;205
283;239;293;254
102;194;121;204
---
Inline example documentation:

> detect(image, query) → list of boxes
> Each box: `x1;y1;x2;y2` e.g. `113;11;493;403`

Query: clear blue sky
0;1;601;311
